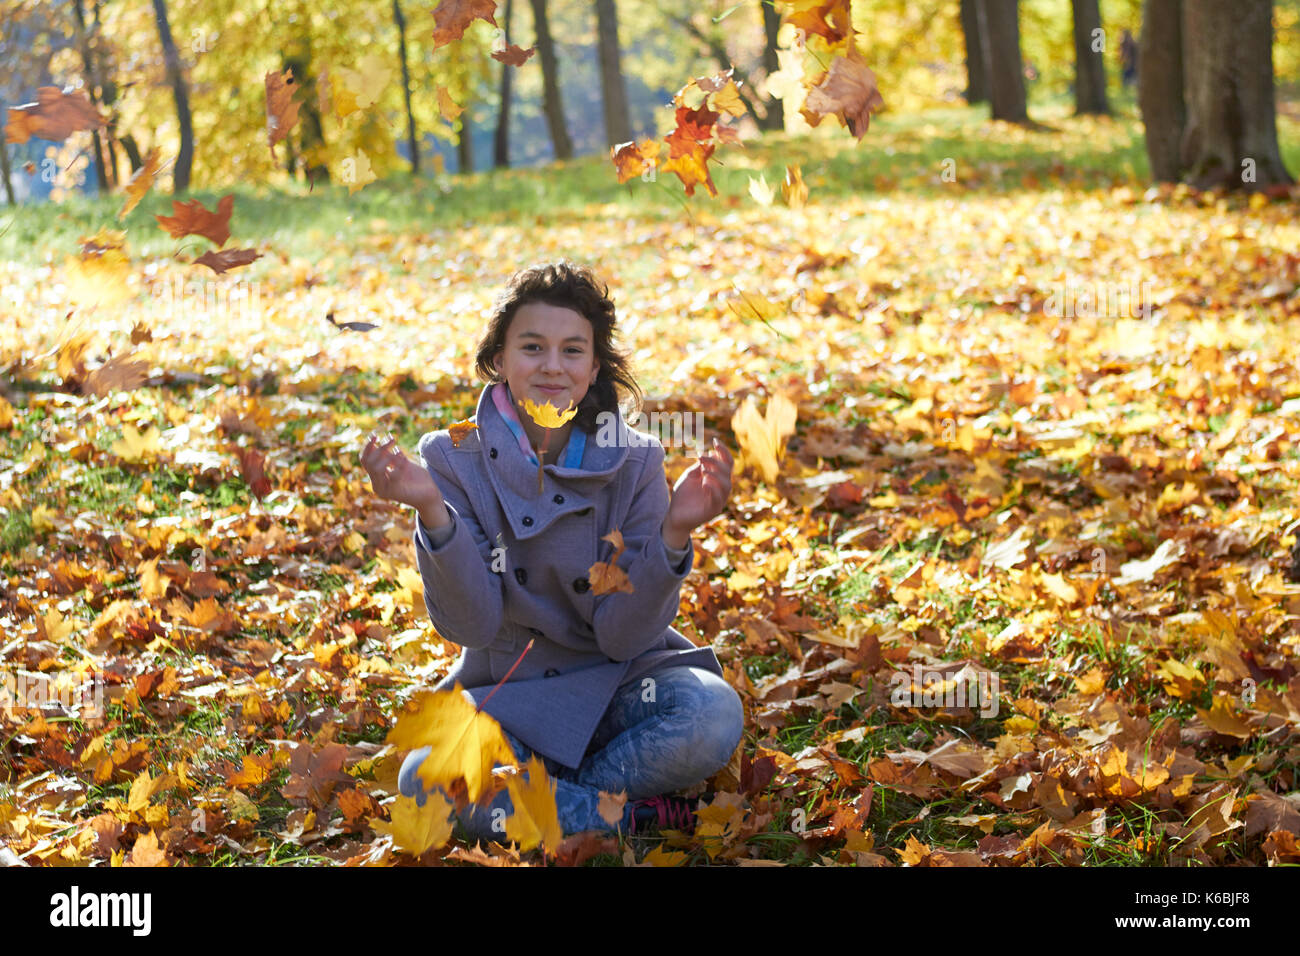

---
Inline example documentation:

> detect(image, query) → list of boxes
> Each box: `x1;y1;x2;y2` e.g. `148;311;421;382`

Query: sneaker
626;795;698;835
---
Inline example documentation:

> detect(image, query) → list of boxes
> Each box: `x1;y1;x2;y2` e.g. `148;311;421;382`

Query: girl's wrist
661;520;691;551
415;497;451;530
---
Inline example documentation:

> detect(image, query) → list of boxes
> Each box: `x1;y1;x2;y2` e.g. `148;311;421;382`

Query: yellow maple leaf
111;423;161;463
334;54;392;113
338;149;376;195
118;147;165;221
386;688;518;802
520;397;578;429
748;173;775;207
730;391;797;484
1196;696;1254;738
372;792;455;856
504;754;563;854
641;844;689;866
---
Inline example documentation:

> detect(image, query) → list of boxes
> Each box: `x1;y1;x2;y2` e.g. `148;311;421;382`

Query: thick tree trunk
1071;0;1110;115
1138;0;1185;181
594;0;631;146
494;0;514;167
759;0;785;130
977;0;1029;123
393;0;419;175
150;0;193;193
1181;0;1293;189
529;0;573;160
960;0;988;104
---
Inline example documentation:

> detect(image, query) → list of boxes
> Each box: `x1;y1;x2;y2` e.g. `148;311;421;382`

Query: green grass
5;97;1296;270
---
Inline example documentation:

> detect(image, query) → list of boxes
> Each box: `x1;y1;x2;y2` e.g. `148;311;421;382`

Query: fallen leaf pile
1;95;1298;866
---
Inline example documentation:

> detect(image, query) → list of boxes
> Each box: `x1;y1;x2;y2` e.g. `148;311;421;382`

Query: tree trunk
150;0;193;193
393;0;419;175
960;0;988;104
0;104;14;204
594;0;632;146
282;43;329;184
457;110;474;173
1071;0;1110;115
72;0;111;190
119;133;144;173
1138;0;1185;181
494;0;514;167
529;0;573;160
1181;0;1293;189
759;0;785;130
977;0;1029;123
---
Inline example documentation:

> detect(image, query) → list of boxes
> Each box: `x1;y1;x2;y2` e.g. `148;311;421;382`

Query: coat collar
470;382;645;541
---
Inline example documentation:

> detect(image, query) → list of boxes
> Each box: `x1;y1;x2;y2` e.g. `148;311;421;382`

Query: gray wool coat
411;382;723;768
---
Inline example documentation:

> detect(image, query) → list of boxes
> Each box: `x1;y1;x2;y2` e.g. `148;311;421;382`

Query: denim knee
668;669;744;774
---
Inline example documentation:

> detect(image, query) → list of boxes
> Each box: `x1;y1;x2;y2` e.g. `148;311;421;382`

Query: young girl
361;261;743;841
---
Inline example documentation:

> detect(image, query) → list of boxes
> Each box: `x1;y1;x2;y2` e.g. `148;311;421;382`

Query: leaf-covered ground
2;101;1300;866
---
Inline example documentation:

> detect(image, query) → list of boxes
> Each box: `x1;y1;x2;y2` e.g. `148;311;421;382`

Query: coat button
489;447;498;458
553;494;564;504
515;568;528;585
522;515;533;527
544;668;559;678
573;577;590;593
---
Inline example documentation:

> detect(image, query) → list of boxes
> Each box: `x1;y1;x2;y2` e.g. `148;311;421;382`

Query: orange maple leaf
491;44;536;66
4;87;106;144
611;139;660;183
660;143;719;198
155;195;235;247
194;247;261;275
432;0;498;47
800;52;885;141
265;69;302;157
785;0;854;47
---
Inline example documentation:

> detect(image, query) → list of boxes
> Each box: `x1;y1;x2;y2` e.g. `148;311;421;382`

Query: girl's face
493;301;600;442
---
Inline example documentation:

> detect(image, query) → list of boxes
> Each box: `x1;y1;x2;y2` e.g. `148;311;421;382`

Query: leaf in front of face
521;397;578;429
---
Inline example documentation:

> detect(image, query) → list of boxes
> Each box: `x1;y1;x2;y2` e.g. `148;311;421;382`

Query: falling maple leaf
118;148;166;221
660;144;719;198
372;792;455;856
155;195;235;247
491;44;536;67
520;397;578;429
448;420;479;446
432;0;498;47
782;165;808;208
801;52;885;141
504;754;563;854
332;54;392;116
194;248;261;275
82;352;150;398
611;139;660;183
386;688;518;803
748;173;775;207
265;69;302;158
436;86;464;122
111;424;162;463
730;391;797;484
4;86;106;144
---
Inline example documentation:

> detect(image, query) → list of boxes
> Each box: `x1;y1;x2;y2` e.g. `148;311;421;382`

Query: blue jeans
397;665;743;842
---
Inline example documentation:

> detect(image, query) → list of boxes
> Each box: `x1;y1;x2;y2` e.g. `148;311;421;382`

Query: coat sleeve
411;432;505;649
591;440;694;661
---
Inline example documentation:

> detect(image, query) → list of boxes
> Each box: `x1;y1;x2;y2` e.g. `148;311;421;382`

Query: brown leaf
432;0;498;47
119;148;166;221
5;87;106;144
801;53;885;141
82;352;150;398
194;247;261;275
156;195;235;247
491;44;535;67
266;69;303;156
235;446;272;500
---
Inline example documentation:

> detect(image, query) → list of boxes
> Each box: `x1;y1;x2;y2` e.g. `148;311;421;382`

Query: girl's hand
665;437;733;534
361;432;444;512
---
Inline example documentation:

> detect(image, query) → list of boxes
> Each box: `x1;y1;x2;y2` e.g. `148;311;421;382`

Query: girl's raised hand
361;432;444;511
665;437;733;533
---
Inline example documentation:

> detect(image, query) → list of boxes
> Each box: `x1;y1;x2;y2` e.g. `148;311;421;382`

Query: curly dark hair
474;261;643;434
